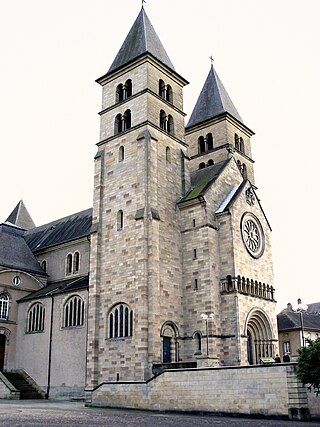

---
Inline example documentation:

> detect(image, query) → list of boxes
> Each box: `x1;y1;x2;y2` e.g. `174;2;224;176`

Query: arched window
115;113;122;134
123;109;131;131
160;110;166;130
66;254;73;275
117;210;124;231
235;134;240;150
73;252;80;273
166;146;171;163
41;260;47;273
27;302;45;333
242;163;248;179
206;133;214;150
194;332;202;354
167;115;174;135
239;137;245;154
159;79;166;98
198;136;205;153
119;146;124;162
237;160;242;172
199;162;206;169
166;84;173;103
108;303;133;339
116;83;124;102
207;159;214;166
124;79;132;98
63;295;85;328
0;294;9;320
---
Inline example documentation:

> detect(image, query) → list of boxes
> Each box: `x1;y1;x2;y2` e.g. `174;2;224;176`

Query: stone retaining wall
87;364;319;420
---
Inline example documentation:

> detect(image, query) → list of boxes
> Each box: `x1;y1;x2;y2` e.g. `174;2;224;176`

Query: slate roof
107;7;175;75
24;208;92;252
18;275;89;302
6;200;35;230
186;65;243;129
0;223;45;275
179;160;229;203
277;308;320;331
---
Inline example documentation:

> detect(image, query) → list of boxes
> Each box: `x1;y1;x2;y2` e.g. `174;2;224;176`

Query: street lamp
296;298;308;347
200;313;214;356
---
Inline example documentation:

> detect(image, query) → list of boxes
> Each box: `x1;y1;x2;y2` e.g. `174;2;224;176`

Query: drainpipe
46;294;54;399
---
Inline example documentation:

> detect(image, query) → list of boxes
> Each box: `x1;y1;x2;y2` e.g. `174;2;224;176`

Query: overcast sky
1;0;319;312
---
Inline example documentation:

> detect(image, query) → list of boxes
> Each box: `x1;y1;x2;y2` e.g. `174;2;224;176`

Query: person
283;352;290;362
274;354;281;363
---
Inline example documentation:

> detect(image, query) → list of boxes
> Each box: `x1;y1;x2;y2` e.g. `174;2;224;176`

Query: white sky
0;0;319;312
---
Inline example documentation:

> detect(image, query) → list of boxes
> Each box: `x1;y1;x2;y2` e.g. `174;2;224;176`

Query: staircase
3;372;44;399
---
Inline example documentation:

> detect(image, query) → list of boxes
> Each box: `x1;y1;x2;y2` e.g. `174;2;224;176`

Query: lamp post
200;313;214;356
296;298;308;348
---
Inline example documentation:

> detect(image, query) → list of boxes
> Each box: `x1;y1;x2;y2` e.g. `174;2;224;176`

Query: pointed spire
5;200;35;230
107;8;175;75
186;65;243;128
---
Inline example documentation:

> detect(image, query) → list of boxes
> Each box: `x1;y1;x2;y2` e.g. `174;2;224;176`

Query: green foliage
297;337;320;395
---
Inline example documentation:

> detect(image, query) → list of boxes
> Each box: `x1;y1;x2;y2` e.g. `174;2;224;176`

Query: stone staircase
3;372;44;399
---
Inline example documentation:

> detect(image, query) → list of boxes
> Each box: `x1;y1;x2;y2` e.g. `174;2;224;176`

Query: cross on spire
209;55;214;65
142;0;146;7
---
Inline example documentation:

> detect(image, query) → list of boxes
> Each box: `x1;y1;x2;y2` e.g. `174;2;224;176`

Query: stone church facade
0;7;278;399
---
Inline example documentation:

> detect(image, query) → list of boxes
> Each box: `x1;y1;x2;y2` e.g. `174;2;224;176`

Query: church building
0;7;278;399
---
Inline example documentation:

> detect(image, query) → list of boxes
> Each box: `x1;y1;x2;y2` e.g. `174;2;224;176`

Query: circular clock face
241;213;265;258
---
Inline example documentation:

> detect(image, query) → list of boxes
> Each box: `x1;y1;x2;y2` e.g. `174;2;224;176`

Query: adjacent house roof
179;160;229;203
18;275;89;302
0;222;45;275
5;200;35;230
107;7;175;75
277;306;320;332
186;65;243;129
24;208;92;252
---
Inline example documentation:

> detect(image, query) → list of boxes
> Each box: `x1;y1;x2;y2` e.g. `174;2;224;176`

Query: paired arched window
114;110;131;135
63;295;85;328
198;133;214;154
237;160;248;179
235;134;245;154
108;303;133;339
27;302;45;333
159;79;173;103
119;146;124;162
0;294;9;320
116;79;132;102
117;210;124;231
66;252;80;275
160;110;174;134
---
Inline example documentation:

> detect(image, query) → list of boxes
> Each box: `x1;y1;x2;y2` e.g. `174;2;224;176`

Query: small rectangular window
193;279;198;290
193;249;197;259
192;219;196;227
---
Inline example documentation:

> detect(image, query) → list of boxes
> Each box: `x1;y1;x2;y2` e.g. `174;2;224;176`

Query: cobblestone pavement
0;400;320;427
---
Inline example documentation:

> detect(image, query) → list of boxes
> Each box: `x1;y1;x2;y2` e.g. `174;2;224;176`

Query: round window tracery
241;213;265;258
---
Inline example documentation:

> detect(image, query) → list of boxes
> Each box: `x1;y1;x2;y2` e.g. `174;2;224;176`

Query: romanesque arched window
27;302;45;333
235;133;240;150
198;136;205;153
108;303;133;339
166;85;173;103
199;162;206;169
119;145;124;162
123;109;131;130
115;113;122;134
117;210;124;231
166;146;171;163
239;137;245;154
124;79;132;98
116;83;124;102
0;294;9;320
159;80;173;103
63;295;85;328
207;159;214;166
167;115;174;134
206;133;214;150
242;163;248;179
194;331;202;354
160;110;166;130
66;254;73;275
41;260;47;273
73;251;80;273
159;79;166;98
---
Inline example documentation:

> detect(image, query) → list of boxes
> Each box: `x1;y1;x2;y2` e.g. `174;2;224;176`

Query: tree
297;337;320;395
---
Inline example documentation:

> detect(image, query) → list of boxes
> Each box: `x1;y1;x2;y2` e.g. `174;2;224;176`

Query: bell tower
86;7;189;386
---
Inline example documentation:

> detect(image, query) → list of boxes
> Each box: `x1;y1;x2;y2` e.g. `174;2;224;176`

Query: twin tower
86;7;277;387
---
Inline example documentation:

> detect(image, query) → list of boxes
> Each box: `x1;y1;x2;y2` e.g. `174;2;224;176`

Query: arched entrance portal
160;322;179;363
246;310;274;364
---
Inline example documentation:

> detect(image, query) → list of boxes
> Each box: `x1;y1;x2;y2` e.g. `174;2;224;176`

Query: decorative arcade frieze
220;275;275;301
